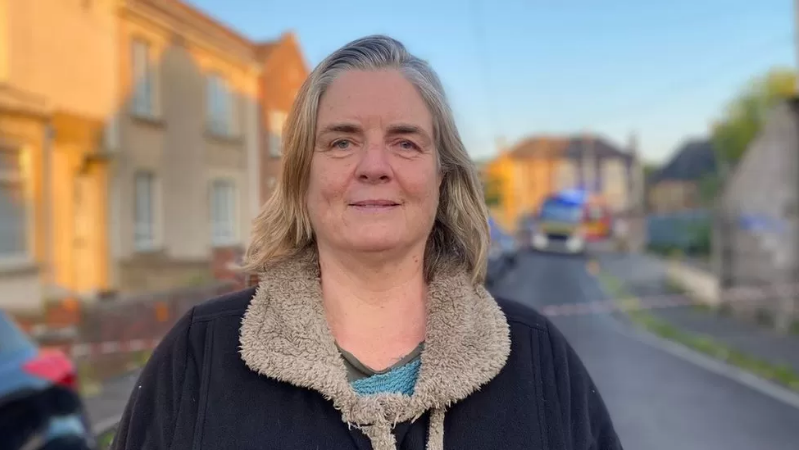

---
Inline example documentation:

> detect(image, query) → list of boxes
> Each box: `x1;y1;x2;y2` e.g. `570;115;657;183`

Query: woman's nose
355;142;392;183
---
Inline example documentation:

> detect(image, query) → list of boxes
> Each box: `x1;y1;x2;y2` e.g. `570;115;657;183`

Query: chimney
628;130;639;155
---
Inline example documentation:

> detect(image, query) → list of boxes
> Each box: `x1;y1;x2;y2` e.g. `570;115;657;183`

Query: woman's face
308;69;441;257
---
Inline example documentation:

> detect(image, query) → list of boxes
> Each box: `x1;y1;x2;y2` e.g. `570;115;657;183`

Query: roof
256;42;279;60
563;136;633;161
136;0;254;49
255;31;306;71
651;138;717;183
507;135;631;161
508;136;570;159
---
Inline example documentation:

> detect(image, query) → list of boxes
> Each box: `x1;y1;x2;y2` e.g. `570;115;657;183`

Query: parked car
487;218;518;287
0;311;95;449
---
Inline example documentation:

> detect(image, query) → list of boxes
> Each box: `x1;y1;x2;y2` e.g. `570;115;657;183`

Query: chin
348;238;404;254
341;227;408;253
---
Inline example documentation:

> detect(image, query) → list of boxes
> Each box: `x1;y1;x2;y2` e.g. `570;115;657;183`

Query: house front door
72;170;96;298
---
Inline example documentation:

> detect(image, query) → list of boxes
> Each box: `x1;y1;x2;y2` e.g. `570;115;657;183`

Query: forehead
317;69;433;131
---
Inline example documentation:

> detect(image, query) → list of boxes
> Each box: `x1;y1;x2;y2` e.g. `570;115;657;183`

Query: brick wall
211;245;248;289
257;33;308;205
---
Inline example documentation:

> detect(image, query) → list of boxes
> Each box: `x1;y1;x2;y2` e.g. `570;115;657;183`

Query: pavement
599;252;799;375
84;369;141;434
489;250;799;450
80;249;799;448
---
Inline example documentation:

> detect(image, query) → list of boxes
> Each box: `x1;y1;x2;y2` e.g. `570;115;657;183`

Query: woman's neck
318;248;428;370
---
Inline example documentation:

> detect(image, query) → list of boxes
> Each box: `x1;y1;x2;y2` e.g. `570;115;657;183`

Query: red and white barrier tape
48;284;799;357
49;337;162;360
539;282;799;317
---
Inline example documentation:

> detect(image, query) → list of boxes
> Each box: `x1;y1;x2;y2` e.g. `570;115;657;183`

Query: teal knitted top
338;343;424;397
350;358;421;396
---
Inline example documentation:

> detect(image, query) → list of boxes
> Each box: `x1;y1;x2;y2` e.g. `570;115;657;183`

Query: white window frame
268;110;287;157
206;74;237;138
133;171;160;252
210;178;238;247
0;146;31;265
131;39;155;118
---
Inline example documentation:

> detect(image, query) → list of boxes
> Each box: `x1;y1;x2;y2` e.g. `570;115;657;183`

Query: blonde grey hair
242;35;490;283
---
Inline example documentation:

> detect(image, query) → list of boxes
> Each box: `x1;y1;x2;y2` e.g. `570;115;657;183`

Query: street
85;370;140;435
85;250;799;449
489;250;799;450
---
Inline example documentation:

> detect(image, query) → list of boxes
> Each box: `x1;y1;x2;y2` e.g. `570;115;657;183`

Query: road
84;370;140;434
84;250;799;448
489;250;799;450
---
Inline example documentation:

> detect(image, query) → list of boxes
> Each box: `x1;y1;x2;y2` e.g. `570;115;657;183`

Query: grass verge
96;425;117;449
597;272;799;393
78;349;153;398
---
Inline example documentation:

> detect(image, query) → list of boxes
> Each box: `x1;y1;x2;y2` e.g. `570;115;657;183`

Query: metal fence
42;281;237;357
77;282;236;344
646;209;712;254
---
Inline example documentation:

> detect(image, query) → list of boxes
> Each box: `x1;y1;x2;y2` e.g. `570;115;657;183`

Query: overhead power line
592;32;794;128
469;0;501;150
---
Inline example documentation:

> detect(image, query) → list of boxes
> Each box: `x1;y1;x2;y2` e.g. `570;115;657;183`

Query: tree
712;68;796;167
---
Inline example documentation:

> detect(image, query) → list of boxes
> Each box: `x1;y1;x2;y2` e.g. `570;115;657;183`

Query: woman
112;35;621;450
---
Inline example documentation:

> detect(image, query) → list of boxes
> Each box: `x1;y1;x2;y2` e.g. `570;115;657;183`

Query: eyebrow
386;124;428;138
318;123;363;135
317;122;432;144
387;124;433;147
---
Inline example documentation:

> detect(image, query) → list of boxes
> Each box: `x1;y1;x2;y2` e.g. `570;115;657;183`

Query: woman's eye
332;140;351;150
398;140;419;151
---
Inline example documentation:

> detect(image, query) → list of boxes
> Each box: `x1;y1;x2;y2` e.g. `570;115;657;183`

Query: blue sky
191;0;794;163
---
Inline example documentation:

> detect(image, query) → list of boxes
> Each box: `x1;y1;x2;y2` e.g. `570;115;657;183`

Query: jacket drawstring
363;423;396;450
426;408;446;450
362;407;447;450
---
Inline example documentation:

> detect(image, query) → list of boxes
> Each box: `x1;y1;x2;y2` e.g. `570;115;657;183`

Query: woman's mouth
349;200;401;210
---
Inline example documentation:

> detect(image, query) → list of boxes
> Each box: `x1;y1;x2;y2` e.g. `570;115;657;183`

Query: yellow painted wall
485;152;563;232
6;0;118;119
2;0;118;299
0;0;9;83
0;112;47;311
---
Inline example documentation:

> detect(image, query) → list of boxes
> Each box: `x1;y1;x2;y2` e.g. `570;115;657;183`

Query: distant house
483;134;642;231
648;139;717;214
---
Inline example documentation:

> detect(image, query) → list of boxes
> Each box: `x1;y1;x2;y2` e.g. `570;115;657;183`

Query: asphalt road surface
489;250;799;450
85;370;140;434
84;250;799;448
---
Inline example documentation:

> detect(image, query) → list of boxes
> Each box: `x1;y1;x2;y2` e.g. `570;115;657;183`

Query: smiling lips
349;199;400;210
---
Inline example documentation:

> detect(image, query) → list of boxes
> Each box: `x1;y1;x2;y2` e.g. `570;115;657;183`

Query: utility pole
582;131;596;194
790;0;799;331
795;0;799;91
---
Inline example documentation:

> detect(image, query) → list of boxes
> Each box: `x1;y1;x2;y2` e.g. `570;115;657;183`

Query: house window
268;110;287;157
133;172;158;251
207;74;237;137
0;148;27;260
131;39;154;117
210;179;237;246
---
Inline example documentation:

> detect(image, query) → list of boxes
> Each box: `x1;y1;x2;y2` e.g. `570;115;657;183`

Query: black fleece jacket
110;288;622;450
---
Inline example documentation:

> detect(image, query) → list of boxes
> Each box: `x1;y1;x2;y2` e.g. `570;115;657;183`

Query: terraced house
0;0;308;312
484;134;643;231
0;0;119;312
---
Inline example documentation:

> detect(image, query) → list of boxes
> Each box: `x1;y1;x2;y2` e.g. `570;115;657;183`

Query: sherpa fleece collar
239;249;511;450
